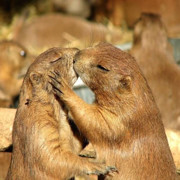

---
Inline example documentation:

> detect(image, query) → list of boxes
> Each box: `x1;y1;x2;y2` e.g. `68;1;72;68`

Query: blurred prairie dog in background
131;13;180;130
0;41;34;108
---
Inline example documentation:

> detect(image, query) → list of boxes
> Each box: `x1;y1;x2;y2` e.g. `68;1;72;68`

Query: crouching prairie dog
49;43;178;179
13;13;122;54
0;40;34;107
130;13;180;130
7;47;116;180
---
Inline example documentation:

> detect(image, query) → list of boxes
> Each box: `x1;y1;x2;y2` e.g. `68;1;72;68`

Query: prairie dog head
74;43;148;101
0;41;29;69
0;41;33;98
22;47;79;101
133;13;167;48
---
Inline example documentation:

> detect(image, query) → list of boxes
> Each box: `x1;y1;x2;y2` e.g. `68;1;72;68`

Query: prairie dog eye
97;65;110;72
20;50;26;57
50;57;62;63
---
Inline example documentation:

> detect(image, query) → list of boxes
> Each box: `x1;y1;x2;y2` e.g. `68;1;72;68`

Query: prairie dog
7;47;115;180
49;43;178;179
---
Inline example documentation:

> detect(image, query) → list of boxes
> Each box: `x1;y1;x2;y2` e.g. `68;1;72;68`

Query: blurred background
0;0;180;179
0;0;179;104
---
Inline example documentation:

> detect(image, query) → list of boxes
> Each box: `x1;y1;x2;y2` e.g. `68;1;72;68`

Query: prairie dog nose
73;50;81;64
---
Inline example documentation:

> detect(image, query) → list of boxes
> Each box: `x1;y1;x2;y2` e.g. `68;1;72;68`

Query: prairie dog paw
79;149;96;159
83;162;117;176
48;70;72;99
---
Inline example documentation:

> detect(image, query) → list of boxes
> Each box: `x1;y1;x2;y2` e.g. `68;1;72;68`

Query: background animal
131;13;180;130
0;40;34;108
13;13;122;54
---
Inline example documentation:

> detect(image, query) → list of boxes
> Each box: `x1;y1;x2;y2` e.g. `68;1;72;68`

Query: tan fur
0;41;34;107
50;43;178;179
6;47;114;180
131;13;180;130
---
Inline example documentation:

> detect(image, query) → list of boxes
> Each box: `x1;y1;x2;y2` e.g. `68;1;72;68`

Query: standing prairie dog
49;43;178;179
131;13;180;130
6;47;115;180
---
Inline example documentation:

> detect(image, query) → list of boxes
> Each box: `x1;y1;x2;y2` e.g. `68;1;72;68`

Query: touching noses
73;50;81;64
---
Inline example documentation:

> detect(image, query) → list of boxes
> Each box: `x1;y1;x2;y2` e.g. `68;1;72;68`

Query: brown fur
6;47;115;180
13;13;122;54
0;152;11;180
1;109;180;178
131;13;180;130
0;41;34;107
49;43;178;179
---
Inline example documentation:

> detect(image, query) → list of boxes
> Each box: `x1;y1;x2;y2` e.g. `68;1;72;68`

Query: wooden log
0;108;16;151
166;129;180;171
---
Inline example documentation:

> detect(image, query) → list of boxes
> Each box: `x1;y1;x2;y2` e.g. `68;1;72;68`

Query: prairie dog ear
29;72;42;85
119;76;132;91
